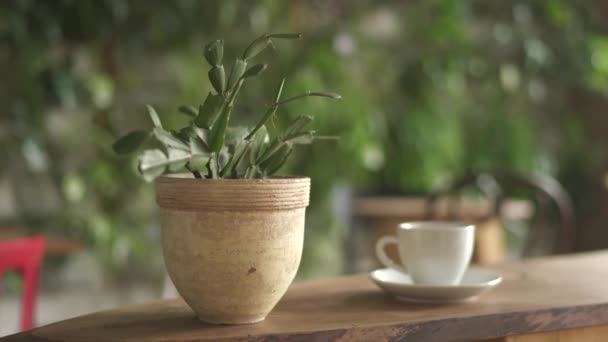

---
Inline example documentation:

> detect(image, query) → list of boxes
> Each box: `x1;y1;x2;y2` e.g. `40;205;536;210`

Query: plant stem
245;105;277;141
246;89;340;141
185;163;202;179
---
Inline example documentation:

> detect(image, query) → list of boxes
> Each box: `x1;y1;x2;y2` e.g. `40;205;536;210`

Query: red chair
0;236;46;331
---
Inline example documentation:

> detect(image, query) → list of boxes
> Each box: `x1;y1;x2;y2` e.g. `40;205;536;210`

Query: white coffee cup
375;222;475;285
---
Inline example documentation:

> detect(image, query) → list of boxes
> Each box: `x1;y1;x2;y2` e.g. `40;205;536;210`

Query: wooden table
6;251;608;342
0;227;84;256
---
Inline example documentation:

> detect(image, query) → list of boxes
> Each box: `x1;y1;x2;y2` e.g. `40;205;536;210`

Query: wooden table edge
5;302;608;342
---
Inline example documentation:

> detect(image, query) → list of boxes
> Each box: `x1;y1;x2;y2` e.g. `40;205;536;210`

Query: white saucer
370;268;502;303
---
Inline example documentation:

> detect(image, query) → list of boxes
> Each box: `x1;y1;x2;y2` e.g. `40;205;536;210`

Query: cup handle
375;236;407;273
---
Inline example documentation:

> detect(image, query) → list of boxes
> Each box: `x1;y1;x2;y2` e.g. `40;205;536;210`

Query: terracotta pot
155;174;310;324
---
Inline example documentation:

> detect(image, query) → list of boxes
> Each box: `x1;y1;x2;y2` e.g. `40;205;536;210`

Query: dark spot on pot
247;266;257;275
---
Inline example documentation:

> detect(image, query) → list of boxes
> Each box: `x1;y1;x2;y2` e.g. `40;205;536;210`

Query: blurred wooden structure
354;196;532;265
354;172;576;267
0;227;84;256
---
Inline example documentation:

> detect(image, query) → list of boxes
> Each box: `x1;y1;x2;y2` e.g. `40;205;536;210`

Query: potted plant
112;33;340;324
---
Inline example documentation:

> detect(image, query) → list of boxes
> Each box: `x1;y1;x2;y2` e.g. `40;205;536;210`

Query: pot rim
155;174;311;211
157;173;310;182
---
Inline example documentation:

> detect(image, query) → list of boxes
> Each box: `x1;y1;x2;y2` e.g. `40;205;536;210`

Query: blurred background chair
350;190;532;272
425;171;576;264
0;236;46;331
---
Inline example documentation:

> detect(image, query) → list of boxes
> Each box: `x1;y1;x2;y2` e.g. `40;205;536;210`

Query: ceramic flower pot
155;174;310;324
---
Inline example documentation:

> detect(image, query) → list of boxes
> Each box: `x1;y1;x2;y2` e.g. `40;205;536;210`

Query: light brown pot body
155;175;310;324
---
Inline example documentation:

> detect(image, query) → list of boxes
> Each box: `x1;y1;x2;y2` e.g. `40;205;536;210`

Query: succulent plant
112;33;341;181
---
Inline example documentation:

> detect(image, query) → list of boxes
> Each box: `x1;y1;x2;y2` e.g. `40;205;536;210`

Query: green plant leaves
208;105;231;153
274;77;286;102
204;40;223;66
245;78;286;140
307;92;342;99
242;33;302;61
208;65;226;95
242;36;271;60
196;92;223;128
227;59;247;91
115;33;341;181
284;115;313;137
138;149;168;182
284;131;315;144
189;136;209;170
153;127;189;151
275;91;342;106
249;125;269;163
256;139;283;165
242;64;267;78
267;33;303;39
225;126;248;145
260;143;293;176
219;139;251;177
112;130;150;155
207;153;219;179
137;136;211;181
147;105;162;128
178;105;198;118
166;148;190;172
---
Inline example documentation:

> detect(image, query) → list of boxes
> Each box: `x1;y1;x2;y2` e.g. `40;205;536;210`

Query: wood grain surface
353;196;532;220
5;251;608;342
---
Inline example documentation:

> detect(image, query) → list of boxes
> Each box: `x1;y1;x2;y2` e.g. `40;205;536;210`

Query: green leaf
311;135;340;141
204;39;224;66
245;79;285;140
256;139;284;165
206;153;219;179
167;148;190;172
196;92;222;129
244;167;253;179
226;59;247;91
275;91;342;106
190;135;209;154
146;105;162;128
138;149;168;182
266;147;293;176
233;142;254;177
242;64;267;78
267;33;303;39
242;36;271;60
208;65;226;95
226;126;248;145
153;127;189;151
274;78;286;103
284;115;313;137
244;165;262;179
242;33;302;60
307;91;342;99
260;143;292;176
178;105;198;118
112;130;150;155
219;140;251;177
189;136;209;170
175;122;196;141
247;125;269;166
284;131;315;144
208;105;231;153
193;127;209;147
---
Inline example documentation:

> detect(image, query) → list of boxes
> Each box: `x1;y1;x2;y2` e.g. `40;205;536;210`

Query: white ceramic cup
375;222;475;285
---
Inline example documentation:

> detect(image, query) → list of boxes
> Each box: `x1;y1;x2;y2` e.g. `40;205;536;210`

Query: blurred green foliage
0;0;605;278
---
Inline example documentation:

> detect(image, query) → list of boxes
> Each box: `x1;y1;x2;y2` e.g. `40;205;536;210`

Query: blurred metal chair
425;172;576;262
0;236;46;331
